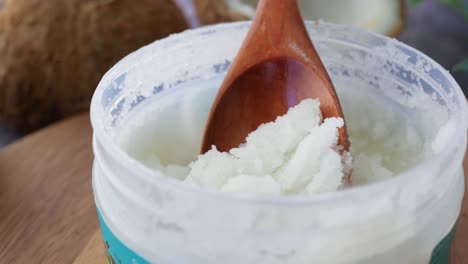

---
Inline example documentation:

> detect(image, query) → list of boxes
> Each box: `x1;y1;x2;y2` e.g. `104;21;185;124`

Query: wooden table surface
0;114;99;263
0;113;466;263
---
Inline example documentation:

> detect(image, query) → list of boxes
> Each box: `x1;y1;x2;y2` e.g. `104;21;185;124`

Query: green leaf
437;0;468;19
438;0;463;8
407;0;468;19
409;0;425;8
453;59;468;72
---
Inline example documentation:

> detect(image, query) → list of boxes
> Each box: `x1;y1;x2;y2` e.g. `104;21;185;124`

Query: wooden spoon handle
252;0;319;60
235;1;323;73
219;0;334;105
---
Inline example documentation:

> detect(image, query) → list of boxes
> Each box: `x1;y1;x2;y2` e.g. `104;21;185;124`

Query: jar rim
90;21;468;206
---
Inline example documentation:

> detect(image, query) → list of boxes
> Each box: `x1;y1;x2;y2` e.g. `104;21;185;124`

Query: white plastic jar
91;22;467;264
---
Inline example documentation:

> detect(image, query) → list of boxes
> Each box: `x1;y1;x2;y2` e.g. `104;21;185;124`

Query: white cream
116;77;428;194
187;99;348;195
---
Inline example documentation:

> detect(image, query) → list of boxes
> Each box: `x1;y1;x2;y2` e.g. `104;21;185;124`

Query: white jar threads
90;22;467;264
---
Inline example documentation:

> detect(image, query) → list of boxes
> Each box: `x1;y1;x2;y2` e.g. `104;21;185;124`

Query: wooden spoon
201;0;350;183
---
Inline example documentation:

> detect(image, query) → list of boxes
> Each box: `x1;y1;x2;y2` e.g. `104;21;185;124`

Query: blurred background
0;0;466;148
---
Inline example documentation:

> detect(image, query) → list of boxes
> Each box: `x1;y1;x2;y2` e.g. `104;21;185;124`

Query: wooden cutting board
0;113;466;263
0;113;98;263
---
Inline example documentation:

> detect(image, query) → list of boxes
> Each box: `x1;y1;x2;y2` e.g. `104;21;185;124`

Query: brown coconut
0;0;191;130
194;0;247;24
0;0;244;131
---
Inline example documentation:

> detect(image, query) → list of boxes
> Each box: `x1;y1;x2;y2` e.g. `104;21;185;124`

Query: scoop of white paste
187;99;350;195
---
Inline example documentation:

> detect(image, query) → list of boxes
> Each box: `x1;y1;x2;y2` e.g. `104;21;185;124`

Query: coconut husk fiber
0;0;245;131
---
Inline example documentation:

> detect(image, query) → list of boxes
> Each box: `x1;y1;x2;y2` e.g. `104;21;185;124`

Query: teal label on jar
429;223;457;264
97;209;457;264
98;210;150;264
